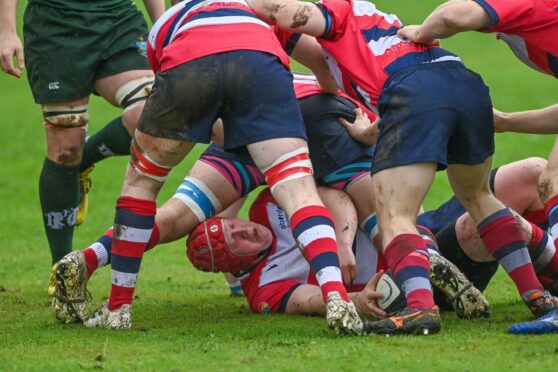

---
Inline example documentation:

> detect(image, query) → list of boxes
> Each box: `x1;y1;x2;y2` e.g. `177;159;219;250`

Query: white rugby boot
83;301;132;329
429;254;490;319
52;251;91;323
326;291;363;335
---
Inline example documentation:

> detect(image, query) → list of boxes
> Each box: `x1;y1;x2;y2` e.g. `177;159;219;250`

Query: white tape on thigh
262;147;313;192
115;76;154;113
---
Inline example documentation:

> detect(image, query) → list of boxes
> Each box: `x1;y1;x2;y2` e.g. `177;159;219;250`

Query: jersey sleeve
472;0;533;31
316;0;353;41
273;26;302;55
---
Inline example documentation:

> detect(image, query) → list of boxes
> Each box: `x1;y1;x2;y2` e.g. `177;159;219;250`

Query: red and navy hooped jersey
316;0;461;111
147;0;290;72
240;189;386;295
292;72;378;121
473;0;558;78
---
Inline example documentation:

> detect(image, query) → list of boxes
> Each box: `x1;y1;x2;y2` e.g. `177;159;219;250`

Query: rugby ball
376;271;407;314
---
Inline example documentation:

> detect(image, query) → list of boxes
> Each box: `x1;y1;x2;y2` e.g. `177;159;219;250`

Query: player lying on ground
186;187;489;322
51;72;379;331
74;0;377;335
243;0;551;335
227;157;557;328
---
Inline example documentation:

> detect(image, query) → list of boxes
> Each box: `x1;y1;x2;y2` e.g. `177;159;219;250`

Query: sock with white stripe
546;194;558;244
384;234;435;309
527;222;558;283
360;213;378;242
478;208;543;300
82;223;160;278
108;196;156;310
417;225;440;256
290;205;349;302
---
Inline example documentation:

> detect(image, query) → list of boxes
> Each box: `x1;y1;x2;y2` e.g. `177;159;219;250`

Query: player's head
186;217;272;273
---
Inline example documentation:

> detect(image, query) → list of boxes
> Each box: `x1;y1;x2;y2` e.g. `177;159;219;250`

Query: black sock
80;117;131;171
40;158;80;263
436;221;499;292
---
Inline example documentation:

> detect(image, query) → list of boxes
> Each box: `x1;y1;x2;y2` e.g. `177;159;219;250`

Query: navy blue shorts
372;61;495;175
199;93;375;182
298;94;375;179
138;51;306;150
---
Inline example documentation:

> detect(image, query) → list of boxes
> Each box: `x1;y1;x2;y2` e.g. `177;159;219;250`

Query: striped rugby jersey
147;0;290;72
317;0;461;112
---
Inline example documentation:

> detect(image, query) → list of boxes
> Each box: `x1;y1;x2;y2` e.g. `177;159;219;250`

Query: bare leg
447;158;545;308
372;162;438;310
248;137;362;334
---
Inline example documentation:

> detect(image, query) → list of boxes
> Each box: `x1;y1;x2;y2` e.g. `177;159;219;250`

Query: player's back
318;0;461;110
147;0;289;72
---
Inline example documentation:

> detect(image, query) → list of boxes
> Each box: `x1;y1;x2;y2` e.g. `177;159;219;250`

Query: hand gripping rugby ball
376;271;407;314
186;217;262;274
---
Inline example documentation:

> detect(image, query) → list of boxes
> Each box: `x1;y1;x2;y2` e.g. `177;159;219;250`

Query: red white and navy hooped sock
417;225;440;256
384;234;435;309
527;222;558;280
82;223;160;278
83;228;113;278
546;195;558;243
108;196;156;310
290;205;349;302
523;208;548;230
478;208;543;299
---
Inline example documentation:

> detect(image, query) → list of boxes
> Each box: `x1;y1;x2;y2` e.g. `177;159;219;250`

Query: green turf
1;0;558;370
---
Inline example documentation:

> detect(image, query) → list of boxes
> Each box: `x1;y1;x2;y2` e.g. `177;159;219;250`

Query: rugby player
53;0;376;332
226;187;489;321
243;0;552;335
192;157;557;330
0;0;165;290
395;0;558;334
51;71;377;327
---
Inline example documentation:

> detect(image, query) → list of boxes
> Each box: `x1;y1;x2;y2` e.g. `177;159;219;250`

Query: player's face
223;218;272;255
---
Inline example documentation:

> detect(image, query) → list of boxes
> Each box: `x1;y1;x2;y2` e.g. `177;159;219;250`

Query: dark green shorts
23;3;151;104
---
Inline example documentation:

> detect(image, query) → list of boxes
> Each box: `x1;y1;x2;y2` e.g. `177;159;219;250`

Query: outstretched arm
494;104;558;134
397;0;491;44
245;0;326;36
0;0;24;77
284;271;387;318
